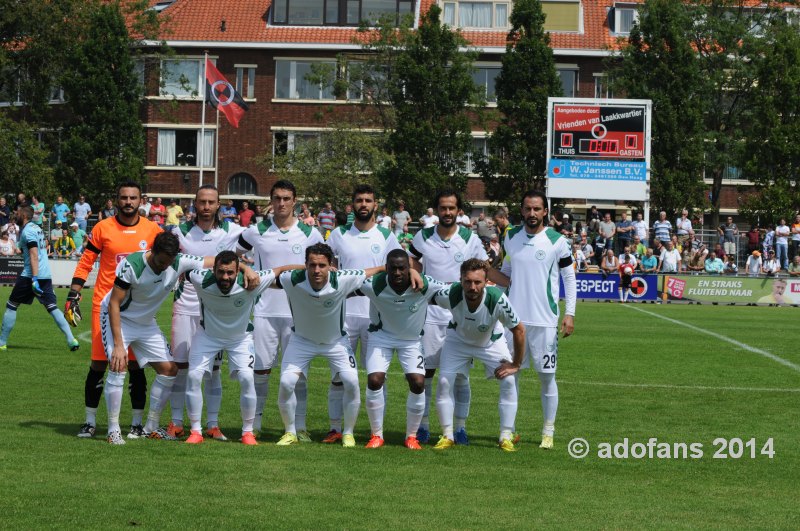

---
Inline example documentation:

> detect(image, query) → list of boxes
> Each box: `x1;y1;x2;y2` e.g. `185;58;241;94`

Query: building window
228;173;258;195
594;74;612;98
541;0;581;32
558;68;578;97
465;137;488;174
271;0;414;26
156;129;214;167
442;1;509;28
0;71;22;105
275;60;336;100
49;86;65;104
160;59;203;98
134;59;146;92
235;65;257;99
612;4;638;34
472;66;500;103
273;131;322;157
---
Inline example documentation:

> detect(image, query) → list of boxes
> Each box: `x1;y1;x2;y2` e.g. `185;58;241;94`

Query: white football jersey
410;226;488;325
280;269;366;344
188;268;275;340
172;221;245;316
502;226;572;327
359;273;443;341
101;251;204;325
327;223;401;318
237;219;324;317
433;284;520;348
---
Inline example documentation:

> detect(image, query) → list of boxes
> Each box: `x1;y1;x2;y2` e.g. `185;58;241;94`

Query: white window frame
593;73;612;99
557;64;579;97
159;57;205;99
274;59;337;102
440;0;510;29
146;126;216;170
473;63;501;106
235;64;257;100
541;0;583;34
613;3;639;35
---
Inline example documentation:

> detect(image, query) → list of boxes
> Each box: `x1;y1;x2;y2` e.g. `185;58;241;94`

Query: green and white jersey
327;223;401;318
280;268;367;345
501;226;573;327
188;268;275;340
100;251;205;325
359;273;444;341
433;284;520;348
172;221;244;316
237;219;324;318
409;226;488;325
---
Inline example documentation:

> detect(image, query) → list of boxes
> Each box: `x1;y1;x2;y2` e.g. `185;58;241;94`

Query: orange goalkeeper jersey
72;216;163;306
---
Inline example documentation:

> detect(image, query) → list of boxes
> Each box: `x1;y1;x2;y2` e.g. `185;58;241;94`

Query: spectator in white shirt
745;251;762;277
761;250;780;276
658;240;682;273
419;208;439;229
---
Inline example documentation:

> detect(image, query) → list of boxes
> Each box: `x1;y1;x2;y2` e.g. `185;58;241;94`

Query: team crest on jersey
234;298;245;307
478;324;490;332
216;243;227;253
292;244;302;254
371;243;381;254
139;240;148;250
323;299;334;308
454;252;465;263
535;249;546;260
409;303;419;313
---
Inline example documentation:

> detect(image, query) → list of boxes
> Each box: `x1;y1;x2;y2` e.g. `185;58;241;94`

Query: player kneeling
358;250;444;450
184;252;298;445
433;259;525;452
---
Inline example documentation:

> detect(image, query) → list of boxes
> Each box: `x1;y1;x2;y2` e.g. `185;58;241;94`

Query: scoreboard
551;103;646;160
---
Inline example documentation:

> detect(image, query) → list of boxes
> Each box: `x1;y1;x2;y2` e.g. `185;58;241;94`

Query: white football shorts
281;335;358;379
253;316;293;371
440;334;511;378
189;328;255;378
366;331;425;376
100;312;172;369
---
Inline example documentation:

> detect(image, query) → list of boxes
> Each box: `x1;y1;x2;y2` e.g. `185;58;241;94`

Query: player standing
167;185;245;440
237;180;324;439
497;190;576;449
323;184;401;443
408;190;494;444
0;206;79;351
66;182;162;439
431;259;525;452
358;250;443;449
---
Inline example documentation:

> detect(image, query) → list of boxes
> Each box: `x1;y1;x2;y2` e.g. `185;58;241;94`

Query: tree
478;0;562;207
0;115;57;198
355;6;482;215
609;0;707;219
55;1;147;200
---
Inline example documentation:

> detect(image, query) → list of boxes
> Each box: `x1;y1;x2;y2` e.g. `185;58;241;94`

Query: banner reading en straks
662;275;800;306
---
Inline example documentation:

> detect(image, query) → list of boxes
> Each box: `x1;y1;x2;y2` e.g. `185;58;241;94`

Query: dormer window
612;3;638;35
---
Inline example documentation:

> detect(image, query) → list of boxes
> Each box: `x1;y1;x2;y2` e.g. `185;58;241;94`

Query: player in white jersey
497;190;576;450
430;259;525;452
274;244;385;448
168;185;245;441
408;190;501;445
184;252;302;445
324;184;401;443
101;232;213;444
357;250;444;449
237;180;325;440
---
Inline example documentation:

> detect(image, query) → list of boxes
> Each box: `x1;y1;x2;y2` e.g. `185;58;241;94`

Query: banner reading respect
560;273;659;301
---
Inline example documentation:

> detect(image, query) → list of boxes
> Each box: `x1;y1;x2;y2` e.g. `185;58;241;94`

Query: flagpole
199;51;208;187
215;107;220;189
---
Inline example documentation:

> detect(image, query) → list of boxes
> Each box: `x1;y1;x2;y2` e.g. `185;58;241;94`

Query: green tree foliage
356;6;482;215
0;115;57;199
478;0;561;207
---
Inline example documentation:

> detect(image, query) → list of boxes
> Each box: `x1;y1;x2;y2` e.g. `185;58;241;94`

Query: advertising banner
560;273;659;301
0;256;24;285
662;275;800;306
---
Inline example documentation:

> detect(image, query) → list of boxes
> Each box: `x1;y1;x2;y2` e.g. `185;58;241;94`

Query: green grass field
1;288;798;529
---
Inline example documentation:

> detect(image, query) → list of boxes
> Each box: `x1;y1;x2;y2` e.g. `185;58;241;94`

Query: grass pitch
0;288;798;529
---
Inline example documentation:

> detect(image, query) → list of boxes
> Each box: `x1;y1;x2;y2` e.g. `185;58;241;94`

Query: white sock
105;371;125;434
365;387;384;438
145;374;175;433
295;376;308;431
277;371;300;434
512;373;521;433
624;289;630;302
186;369;205;433
538;372;558;436
131;409;144;427
406;390;425;438
421;376;434;429
205;369;223;428
170;368;188;426
436;372;456;440
253;373;270;432
498;374;518;440
340;372;361;436
618;289;624;302
328;382;344;432
454;373;470;431
238;371;256;434
85;407;97;427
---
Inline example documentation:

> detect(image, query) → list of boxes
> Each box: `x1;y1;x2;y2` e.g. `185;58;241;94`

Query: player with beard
408;190;504;444
66;182;163;439
237;180;325;439
167;185;247;440
323;184;401;443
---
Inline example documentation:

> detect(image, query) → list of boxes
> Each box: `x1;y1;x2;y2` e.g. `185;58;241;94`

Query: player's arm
27;242;45;296
488;267;509;287
107;284;129;373
560;254;576;338
407;244;423;273
495;323;525;379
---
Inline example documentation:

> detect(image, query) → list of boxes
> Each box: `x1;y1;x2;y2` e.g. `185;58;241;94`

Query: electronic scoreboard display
551;104;646;160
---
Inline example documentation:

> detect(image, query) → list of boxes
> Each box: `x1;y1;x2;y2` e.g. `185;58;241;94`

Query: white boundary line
558;380;800;393
626;304;800;373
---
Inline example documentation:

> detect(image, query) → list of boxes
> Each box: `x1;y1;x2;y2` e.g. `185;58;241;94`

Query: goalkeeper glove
64;289;82;327
32;276;44;297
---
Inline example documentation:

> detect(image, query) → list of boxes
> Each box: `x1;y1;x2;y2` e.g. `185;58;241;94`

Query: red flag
205;59;248;128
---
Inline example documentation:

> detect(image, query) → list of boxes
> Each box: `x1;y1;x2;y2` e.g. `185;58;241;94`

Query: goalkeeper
66;182;163;440
0;206;79;351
